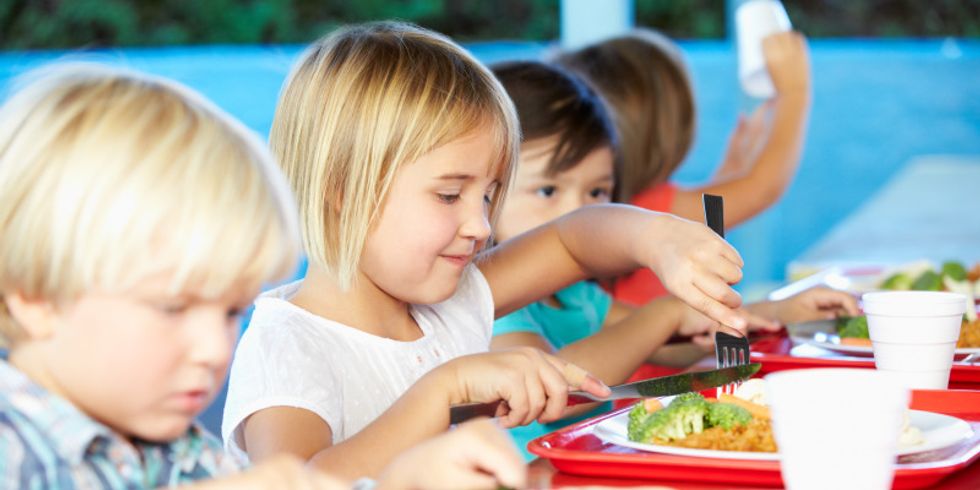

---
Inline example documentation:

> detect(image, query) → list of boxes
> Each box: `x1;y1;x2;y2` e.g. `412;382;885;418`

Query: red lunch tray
749;331;980;390
528;389;980;488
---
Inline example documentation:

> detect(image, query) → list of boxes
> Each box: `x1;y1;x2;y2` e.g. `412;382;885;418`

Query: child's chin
127;417;195;442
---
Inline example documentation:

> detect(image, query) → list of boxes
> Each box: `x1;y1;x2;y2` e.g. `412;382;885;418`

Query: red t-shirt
610;182;678;306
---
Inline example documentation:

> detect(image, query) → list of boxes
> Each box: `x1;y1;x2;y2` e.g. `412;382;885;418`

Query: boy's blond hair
556;28;695;202
0;64;301;345
270;21;520;290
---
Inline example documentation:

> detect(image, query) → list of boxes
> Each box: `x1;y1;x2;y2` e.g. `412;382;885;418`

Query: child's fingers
535;356;575;423
685;286;746;331
693;273;742;310
500;384;529;429
692;333;715;349
742;309;781;332
521;371;548;426
547;355;610;398
461;421;527;489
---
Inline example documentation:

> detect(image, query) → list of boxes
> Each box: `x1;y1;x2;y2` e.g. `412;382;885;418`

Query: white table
789;155;980;278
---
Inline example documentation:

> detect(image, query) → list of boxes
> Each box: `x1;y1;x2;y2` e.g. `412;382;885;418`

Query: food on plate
732;378;767;406
627;391;777;452
836;315;869;340
626;379;924;453
880;261;971;292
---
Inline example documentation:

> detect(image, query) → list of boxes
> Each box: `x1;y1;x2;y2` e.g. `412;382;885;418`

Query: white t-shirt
221;265;494;461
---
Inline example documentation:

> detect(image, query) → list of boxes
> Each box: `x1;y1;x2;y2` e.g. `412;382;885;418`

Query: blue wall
2;39;978;290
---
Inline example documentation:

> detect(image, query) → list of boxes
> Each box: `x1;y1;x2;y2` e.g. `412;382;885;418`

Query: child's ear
3;292;58;341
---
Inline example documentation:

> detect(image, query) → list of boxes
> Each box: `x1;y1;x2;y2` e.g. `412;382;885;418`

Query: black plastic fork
703;194;752;395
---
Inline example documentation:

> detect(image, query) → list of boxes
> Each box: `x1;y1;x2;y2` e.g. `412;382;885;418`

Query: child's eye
226;307;246;322
590;187;612;199
536;186;557;198
437;193;460;204
155;302;188;316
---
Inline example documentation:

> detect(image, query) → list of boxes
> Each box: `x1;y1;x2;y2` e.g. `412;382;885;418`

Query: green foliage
1;0;977;49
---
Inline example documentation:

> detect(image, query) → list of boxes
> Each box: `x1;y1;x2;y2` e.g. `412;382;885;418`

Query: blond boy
0;63;332;488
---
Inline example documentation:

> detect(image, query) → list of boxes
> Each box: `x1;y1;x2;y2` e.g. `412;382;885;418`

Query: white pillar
560;0;634;50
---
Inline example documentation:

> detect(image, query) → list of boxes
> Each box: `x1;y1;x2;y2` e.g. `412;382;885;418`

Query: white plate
593;408;973;460
787;320;980;359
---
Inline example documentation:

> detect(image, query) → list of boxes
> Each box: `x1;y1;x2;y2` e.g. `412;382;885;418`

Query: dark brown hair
555;28;695;202
491;60;617;179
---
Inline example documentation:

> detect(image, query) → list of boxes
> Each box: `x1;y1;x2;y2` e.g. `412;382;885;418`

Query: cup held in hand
735;0;791;98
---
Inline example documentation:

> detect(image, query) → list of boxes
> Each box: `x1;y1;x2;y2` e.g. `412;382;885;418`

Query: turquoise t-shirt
493;281;613;460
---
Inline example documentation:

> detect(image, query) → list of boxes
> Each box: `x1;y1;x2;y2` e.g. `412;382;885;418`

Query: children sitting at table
222;21;748;480
0;63;526;490
557;28;812;305
488;60;858;458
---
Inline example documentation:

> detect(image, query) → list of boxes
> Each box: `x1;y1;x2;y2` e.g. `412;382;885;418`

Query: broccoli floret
706;402;753;430
911;270;943;291
627;401;652;439
627;393;711;443
941;261;968;282
836;315;869;339
671;392;707;406
880;272;913;290
629;404;688;442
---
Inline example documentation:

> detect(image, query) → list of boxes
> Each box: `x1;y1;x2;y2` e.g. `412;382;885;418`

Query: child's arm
744;286;860;325
242;349;607;481
668;31;811;228
480;203;746;330
492;297;687;389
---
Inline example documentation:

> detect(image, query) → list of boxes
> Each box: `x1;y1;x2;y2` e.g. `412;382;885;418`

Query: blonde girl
223;22;745;481
557;28;811;304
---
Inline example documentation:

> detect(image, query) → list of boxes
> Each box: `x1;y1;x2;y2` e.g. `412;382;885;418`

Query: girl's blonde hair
556;28;695;202
271;21;519;290
0;63;301;345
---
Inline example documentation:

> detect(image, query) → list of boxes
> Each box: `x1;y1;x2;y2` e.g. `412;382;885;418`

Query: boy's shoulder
0;362;242;488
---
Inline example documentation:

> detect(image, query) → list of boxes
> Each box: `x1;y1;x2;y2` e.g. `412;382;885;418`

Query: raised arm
670;31;811;228
479;203;746;329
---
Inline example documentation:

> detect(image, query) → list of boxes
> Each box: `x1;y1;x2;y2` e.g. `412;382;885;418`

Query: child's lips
173;389;209;413
440;254;471;267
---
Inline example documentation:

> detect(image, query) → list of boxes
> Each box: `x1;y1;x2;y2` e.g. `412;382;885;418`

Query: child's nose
460;205;492;242
189;314;235;370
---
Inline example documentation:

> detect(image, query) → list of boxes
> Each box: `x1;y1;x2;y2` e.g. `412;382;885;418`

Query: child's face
21;273;251;442
495;137;615;243
359;127;500;304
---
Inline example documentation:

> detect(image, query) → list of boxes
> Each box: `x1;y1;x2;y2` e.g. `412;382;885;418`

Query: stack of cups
863;291;968;390
735;0;792;98
767;369;909;490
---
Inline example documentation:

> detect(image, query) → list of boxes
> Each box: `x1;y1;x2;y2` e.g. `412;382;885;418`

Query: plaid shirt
0;361;242;489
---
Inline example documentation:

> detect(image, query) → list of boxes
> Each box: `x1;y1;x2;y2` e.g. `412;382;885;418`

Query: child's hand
644;215;746;331
762;30;811;97
376;418;525;490
443;348;610;428
193;455;345;490
770;286;860;325
719;100;773;178
678;304;781;350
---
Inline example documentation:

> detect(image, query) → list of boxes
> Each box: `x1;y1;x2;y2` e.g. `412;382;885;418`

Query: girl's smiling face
359;127;502;305
495;136;615;243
